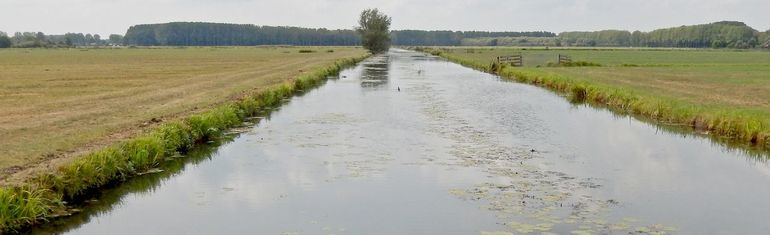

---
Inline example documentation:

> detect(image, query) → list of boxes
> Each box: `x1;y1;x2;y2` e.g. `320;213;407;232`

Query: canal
30;49;770;234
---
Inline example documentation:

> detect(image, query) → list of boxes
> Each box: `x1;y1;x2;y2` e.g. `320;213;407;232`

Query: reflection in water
26;49;770;234
578;99;770;161
359;54;390;89
28;137;235;235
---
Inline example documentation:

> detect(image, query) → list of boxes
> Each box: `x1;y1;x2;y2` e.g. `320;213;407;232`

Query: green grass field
425;47;770;149
446;47;770;66
0;47;367;179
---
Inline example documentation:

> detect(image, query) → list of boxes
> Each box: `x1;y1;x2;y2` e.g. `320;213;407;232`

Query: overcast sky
1;0;768;36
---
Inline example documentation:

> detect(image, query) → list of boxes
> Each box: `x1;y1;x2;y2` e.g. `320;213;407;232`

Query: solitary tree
357;8;391;54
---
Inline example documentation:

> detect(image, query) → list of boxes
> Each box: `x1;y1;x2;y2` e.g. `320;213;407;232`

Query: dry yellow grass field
0;46;367;178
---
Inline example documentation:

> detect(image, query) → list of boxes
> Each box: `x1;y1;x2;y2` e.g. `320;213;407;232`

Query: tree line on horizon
121;22;554;47
0;31;124;48
390;30;555;46
2;21;768;49
559;21;768;49
123;22;361;46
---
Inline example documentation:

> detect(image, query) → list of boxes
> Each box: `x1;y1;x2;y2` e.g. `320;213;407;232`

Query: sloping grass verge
0;55;367;232
418;48;770;151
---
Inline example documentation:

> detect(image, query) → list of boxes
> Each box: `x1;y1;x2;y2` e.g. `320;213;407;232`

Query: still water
30;49;770;234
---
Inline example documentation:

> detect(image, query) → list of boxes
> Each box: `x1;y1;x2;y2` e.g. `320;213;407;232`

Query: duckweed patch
407;76;674;234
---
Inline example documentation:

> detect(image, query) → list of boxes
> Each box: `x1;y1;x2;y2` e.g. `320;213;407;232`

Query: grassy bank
0;46;365;175
418;47;770;151
0;49;367;232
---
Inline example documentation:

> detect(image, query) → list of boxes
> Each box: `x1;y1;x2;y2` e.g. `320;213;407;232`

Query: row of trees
124;22;361;46
559;21;764;48
4;21;768;49
0;31;124;48
122;22;556;47
461;37;562;47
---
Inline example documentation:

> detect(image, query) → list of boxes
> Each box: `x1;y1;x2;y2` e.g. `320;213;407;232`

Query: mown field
0;46;367;178
427;47;770;149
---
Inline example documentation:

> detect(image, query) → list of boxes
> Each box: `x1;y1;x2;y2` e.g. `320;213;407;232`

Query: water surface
30;49;770;234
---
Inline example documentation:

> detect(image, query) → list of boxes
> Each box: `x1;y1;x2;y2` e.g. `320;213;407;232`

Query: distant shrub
298;49;316;53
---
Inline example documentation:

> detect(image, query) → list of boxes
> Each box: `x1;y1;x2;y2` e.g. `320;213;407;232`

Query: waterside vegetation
0;49;368;232
418;47;770;151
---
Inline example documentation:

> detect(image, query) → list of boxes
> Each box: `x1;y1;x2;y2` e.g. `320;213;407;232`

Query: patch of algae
407;83;677;234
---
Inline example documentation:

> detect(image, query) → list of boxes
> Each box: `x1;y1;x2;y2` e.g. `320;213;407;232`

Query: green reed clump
0;187;52;232
37;146;125;197
0;55;368;232
294;75;320;91
570;84;588;102
236;96;262;117
257;85;292;107
187;105;242;141
121;135;166;173
489;62;510;74
152;121;195;155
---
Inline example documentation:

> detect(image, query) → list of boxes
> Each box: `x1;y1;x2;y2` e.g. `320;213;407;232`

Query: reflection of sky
59;50;770;234
61;51;500;234
437;62;770;233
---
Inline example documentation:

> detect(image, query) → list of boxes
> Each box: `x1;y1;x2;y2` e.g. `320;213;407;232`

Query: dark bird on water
398;86;401;92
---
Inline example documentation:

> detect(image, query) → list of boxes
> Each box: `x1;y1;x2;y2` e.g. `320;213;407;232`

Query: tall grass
0;187;52;232
419;48;770;150
0;55;367;232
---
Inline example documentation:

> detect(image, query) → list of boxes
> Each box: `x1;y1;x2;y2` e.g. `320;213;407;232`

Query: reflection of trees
24;136;237;234
360;55;390;89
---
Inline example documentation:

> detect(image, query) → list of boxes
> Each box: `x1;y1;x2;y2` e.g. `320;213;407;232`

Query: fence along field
0;46;367;181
